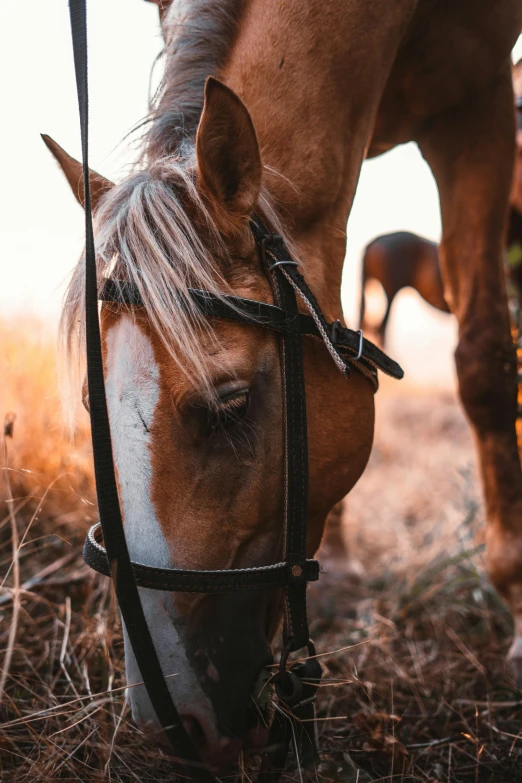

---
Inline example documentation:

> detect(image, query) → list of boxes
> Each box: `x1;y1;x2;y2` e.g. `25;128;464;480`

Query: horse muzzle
124;588;274;772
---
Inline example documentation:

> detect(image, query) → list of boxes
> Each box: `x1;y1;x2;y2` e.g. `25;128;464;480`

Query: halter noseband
68;3;402;780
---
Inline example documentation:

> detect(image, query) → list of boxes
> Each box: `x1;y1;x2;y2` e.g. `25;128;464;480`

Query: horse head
45;77;375;771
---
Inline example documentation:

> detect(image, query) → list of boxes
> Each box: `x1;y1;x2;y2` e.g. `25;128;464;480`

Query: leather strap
68;2;214;778
100;280;404;382
267;257;310;652
84;522;320;591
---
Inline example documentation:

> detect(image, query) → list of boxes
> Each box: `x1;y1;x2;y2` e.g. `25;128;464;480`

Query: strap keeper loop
260;232;283;266
330;319;341;345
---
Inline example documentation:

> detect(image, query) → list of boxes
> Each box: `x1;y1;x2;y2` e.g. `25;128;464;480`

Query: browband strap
99;279;404;385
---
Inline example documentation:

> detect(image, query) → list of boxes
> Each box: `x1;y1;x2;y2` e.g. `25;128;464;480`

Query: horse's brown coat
47;0;522;768
358;62;522;347
218;0;522;674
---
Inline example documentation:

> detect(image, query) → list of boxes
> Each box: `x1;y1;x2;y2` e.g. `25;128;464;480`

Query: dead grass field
0;319;521;782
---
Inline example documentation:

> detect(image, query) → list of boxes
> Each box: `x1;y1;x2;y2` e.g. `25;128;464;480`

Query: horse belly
369;0;522;153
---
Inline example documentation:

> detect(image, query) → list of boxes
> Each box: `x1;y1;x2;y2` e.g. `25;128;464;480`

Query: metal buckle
268;259;299;271
276;639;319;706
279;638;316;678
331;322;364;360
355;329;364;361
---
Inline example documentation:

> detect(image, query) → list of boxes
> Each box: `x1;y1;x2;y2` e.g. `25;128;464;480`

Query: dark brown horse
359;231;449;344
360;207;522;346
45;0;522;771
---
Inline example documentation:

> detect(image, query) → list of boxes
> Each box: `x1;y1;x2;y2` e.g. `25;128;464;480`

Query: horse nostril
180;713;242;769
181;714;206;752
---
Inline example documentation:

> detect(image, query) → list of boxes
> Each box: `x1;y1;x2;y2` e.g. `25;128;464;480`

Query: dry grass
0;319;520;782
0;315;94;532
309;384;520;781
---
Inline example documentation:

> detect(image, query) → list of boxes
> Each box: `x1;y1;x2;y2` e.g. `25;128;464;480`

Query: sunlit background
2;1;521;389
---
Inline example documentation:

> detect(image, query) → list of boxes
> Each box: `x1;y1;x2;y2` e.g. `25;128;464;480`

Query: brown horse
359;206;522;346
359;231;449;344
360;65;522;346
44;0;522;772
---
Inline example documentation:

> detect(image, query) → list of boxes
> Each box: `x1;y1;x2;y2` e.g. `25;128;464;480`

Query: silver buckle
355;329;364;361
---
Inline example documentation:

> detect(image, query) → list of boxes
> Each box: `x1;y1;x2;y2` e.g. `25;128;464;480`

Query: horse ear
196;77;262;222
41;134;114;210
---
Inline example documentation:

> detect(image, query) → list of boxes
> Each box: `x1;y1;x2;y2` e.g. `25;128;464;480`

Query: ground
310;381;520;782
0;321;521;782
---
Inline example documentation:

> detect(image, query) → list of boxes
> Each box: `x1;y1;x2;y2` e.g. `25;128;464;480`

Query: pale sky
2;2;521;387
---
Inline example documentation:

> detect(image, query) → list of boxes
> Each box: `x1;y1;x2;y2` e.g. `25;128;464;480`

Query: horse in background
359;207;522;349
359;231;449;345
360;59;522;347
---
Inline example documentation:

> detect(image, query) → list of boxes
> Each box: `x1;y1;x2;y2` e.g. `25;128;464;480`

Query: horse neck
219;0;377;319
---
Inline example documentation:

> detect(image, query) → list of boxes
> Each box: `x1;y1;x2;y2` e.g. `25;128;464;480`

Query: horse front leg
418;67;522;675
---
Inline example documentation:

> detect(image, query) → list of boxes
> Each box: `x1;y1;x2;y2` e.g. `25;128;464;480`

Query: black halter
68;2;403;780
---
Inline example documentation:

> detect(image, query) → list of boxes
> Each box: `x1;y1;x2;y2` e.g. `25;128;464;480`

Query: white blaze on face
104;315;217;733
105;314;167;567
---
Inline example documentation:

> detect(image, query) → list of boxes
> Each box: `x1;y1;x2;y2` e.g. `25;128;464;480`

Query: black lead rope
67;3;215;780
68;3;403;781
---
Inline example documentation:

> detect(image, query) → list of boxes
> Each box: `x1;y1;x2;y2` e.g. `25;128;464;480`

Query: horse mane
61;159;226;399
145;0;247;160
60;0;292;407
60;160;287;404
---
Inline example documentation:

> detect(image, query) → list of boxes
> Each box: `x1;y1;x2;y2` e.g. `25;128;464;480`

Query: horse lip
143;715;242;773
244;722;270;751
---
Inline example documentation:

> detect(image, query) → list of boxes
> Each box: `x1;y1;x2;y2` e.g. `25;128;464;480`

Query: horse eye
211;391;250;430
